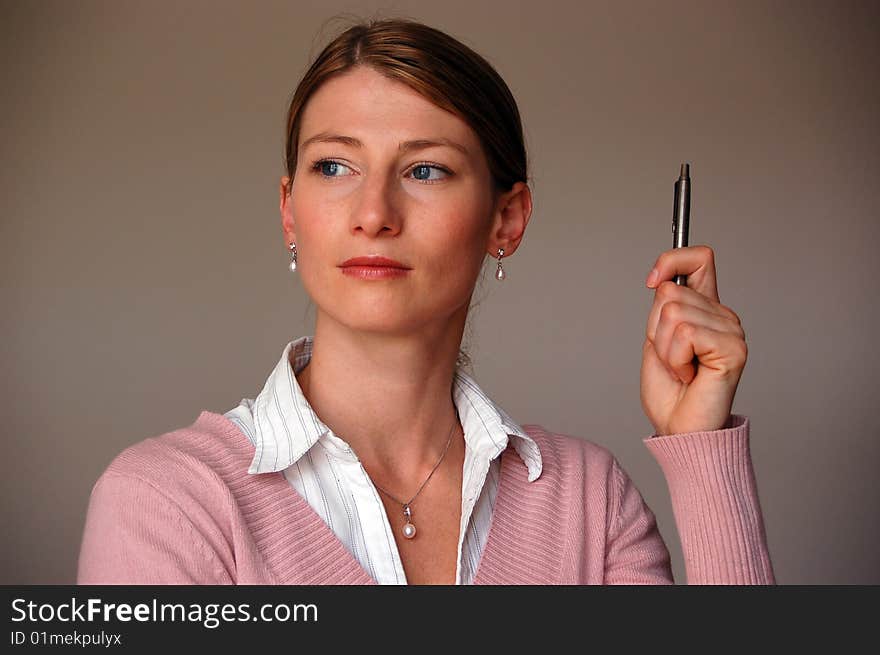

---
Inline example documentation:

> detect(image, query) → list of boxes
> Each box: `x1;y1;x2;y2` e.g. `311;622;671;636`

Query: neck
294;310;467;485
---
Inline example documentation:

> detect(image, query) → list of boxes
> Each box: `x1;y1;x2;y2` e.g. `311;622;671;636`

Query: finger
646;244;719;301
642;337;682;387
664;323;748;384
652;304;745;378
646;280;743;343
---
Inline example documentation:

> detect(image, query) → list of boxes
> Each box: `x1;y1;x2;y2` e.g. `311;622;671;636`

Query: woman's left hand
641;245;747;435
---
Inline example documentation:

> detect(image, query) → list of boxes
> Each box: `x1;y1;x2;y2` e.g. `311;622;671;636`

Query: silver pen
672;163;690;285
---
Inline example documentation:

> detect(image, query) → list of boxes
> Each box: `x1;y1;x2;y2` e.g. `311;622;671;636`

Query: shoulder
79;411;249;584
522;422;617;461
91;410;255;511
512;425;642;545
519;423;623;483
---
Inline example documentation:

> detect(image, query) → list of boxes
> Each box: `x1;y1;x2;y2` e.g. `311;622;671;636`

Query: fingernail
646;268;659;287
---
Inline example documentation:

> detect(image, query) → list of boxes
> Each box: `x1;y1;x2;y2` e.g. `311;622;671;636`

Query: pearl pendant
402;504;416;539
289;260;297;272
495;265;505;280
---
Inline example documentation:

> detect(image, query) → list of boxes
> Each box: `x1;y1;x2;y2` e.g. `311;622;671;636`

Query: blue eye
311;160;352;178
410;164;449;182
309;159;451;184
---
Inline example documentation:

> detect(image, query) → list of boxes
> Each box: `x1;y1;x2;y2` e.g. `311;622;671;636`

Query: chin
342;306;470;340
321;301;428;335
307;278;469;333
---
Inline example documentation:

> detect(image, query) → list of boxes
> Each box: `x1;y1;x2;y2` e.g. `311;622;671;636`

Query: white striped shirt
224;335;542;585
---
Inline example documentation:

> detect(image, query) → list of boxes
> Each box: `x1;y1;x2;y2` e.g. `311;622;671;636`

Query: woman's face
282;65;520;337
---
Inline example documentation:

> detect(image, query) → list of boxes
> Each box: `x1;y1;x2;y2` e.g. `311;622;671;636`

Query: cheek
427;212;490;284
290;189;334;250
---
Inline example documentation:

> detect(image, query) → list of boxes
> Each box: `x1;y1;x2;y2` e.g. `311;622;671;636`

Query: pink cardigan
77;411;774;584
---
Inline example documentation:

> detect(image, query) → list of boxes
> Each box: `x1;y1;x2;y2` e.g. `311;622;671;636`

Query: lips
340;256;411;269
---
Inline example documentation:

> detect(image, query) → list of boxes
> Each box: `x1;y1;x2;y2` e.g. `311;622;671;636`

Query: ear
280;175;296;245
487;181;532;257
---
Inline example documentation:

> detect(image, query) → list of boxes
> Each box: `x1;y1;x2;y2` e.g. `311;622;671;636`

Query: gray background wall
2;0;877;584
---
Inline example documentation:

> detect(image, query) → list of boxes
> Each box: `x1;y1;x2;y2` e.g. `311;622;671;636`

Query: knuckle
660;300;683;322
720;305;746;339
673;320;694;338
656;250;673;271
724;339;748;371
657;280;678;298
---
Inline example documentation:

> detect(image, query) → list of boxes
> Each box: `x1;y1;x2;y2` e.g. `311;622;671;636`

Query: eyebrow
300;132;470;156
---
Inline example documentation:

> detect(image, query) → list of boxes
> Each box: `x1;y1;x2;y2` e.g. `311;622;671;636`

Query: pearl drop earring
495;247;506;281
288;242;297;272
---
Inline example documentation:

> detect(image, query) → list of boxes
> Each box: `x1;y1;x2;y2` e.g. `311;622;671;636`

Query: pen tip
680;163;689;178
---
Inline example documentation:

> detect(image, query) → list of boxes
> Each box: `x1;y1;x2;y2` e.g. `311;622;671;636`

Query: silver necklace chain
371;414;458;507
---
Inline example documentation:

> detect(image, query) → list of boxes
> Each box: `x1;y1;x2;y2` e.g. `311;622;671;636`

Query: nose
348;169;403;238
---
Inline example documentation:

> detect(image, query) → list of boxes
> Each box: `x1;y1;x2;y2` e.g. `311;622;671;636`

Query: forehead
298;66;478;151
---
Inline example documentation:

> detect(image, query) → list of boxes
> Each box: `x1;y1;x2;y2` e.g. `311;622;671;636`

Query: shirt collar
245;335;542;481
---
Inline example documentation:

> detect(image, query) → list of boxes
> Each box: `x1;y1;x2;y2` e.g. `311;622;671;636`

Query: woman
77;18;774;585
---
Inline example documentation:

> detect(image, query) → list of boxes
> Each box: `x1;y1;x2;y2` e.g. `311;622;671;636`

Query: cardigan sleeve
604;458;676;584
641;414;776;584
77;473;233;585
